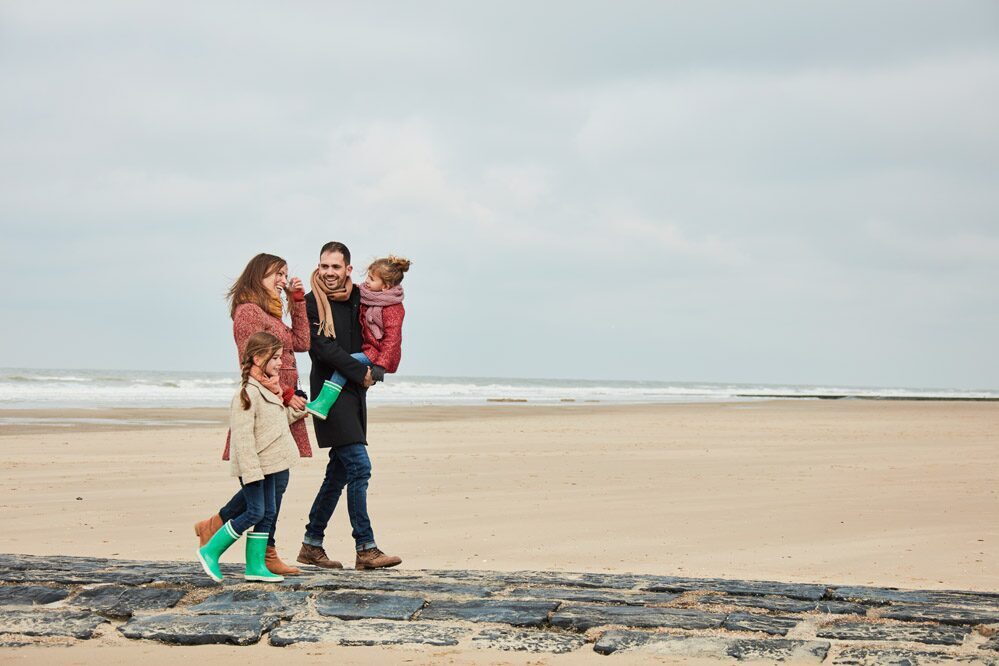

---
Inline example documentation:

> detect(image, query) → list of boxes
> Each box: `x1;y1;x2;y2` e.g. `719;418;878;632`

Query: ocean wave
0;368;996;409
4;374;90;383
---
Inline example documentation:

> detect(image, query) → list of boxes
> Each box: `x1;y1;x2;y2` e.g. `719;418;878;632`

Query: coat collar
246;377;284;406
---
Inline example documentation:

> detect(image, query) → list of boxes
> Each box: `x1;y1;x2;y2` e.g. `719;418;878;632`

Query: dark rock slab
0;553;112;571
506;586;678;605
429;568;642;590
189;590;308;618
698;592;867;615
141;574;221;588
832;646;994;665
118;612;279;646
0;585;70;606
315;591;425;621
723;611;801;636
419;599;558;627
471;628;587;654
644;576;827;601
551;604;724;632
726;637;832;662
0;609;108;639
880;603;999;626
268;619;466;647
0;569;155;585
817;620;970;646
297;572;501;597
70;586;186;618
831;586;999;610
593;630;829;662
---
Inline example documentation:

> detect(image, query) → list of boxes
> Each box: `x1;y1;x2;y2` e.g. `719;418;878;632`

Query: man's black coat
305;288;369;448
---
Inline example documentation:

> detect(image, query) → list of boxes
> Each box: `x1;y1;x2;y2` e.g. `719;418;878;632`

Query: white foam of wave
5;374;91;382
0;369;996;409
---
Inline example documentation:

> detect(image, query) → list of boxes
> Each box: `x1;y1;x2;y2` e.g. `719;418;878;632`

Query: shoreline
1;394;998;434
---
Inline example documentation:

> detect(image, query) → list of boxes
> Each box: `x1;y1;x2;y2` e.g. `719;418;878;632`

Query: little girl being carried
306;255;411;418
197;332;307;583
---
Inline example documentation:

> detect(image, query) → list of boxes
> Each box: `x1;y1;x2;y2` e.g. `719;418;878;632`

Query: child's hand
288;394;307;411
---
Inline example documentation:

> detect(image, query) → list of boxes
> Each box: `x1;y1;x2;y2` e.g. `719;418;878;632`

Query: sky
1;1;998;388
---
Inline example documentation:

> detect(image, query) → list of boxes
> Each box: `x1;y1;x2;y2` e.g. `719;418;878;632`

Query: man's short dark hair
320;241;351;264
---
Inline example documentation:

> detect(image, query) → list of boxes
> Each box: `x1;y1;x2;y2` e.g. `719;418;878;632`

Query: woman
193;253;311;576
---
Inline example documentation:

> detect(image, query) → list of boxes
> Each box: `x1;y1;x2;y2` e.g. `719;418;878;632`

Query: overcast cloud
2;1;998;388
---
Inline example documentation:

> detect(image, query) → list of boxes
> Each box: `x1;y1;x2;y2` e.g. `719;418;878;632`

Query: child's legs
230;479;265;535
268;470;290;547
218;488;245;522
328;353;372;387
252;474;279;537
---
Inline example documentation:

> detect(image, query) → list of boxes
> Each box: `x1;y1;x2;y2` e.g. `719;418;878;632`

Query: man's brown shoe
265;545;302;575
193;513;223;548
296;543;343;569
355;547;402;570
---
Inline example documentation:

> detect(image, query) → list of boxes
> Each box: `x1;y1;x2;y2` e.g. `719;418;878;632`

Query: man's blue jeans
303;443;376;552
229;473;278;536
218;469;289;546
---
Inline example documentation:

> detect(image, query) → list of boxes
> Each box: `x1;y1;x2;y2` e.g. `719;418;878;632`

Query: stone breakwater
1;554;998;663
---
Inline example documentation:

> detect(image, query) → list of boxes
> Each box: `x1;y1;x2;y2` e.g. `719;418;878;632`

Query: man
296;241;402;570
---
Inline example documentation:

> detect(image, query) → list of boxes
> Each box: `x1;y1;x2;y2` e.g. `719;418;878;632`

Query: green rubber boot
305;380;342;420
244;532;284;582
197;520;240;583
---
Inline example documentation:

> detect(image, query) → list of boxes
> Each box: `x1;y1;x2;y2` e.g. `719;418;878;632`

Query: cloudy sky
2;1;997;388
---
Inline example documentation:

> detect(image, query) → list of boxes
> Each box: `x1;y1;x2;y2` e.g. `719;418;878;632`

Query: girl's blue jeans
329;352;371;387
219;469;289;543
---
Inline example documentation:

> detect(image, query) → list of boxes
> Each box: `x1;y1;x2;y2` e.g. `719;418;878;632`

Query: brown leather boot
193;513;223;548
355;547;402;570
265;545;302;575
296;543;343;569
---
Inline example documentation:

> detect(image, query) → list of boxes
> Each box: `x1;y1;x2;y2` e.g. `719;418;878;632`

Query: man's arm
306;296;369;385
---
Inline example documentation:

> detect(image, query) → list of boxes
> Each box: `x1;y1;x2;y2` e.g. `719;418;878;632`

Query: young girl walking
306;255;411;418
197;332;307;583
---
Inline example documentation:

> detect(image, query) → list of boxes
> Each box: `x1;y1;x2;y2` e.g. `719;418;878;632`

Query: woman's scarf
250;366;282;396
265;292;284;319
359;284;404;340
310;270;353;338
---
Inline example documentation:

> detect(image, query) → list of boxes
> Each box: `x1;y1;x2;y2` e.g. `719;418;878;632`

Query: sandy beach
1;400;997;663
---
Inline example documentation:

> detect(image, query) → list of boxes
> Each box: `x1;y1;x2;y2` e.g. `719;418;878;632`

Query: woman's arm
288;290;310;352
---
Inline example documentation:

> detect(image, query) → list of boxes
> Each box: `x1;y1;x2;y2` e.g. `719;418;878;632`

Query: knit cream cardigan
229;378;307;483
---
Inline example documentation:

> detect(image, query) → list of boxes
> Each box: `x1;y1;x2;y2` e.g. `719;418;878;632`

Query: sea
1;367;996;410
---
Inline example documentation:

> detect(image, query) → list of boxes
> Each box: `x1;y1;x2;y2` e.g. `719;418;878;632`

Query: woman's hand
286;277;304;294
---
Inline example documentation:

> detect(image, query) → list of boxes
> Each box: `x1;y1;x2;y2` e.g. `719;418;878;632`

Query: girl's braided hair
239;332;283;410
